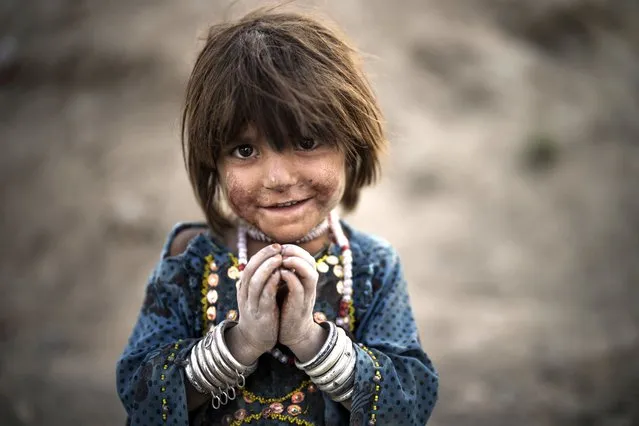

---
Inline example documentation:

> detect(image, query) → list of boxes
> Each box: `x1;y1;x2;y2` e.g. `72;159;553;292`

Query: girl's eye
296;137;318;151
232;144;256;159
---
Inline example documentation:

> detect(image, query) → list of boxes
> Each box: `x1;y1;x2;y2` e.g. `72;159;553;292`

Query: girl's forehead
232;123;297;148
238;123;260;140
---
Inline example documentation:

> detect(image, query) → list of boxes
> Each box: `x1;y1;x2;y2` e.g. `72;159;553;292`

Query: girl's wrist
288;322;328;363
225;324;265;365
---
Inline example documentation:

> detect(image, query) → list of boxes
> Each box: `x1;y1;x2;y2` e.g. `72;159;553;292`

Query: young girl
117;8;438;426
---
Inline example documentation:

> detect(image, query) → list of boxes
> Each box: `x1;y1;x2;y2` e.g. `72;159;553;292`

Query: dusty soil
1;1;638;425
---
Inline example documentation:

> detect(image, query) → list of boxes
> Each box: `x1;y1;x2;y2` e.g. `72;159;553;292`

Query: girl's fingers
247;255;282;312
280;269;304;312
281;256;318;291
258;269;280;309
241;244;281;300
281;244;315;268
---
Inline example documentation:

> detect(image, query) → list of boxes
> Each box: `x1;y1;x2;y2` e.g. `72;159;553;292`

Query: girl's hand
226;244;282;365
278;244;327;362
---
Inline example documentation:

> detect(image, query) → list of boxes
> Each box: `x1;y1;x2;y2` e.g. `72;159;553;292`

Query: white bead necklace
235;209;354;364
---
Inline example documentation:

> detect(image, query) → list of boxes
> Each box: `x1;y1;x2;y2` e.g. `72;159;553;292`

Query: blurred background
1;0;638;425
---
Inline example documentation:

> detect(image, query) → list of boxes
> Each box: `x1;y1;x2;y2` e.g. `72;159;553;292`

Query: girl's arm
348;243;439;425
116;253;207;425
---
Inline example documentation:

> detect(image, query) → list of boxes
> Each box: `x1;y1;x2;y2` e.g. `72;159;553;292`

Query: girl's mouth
274;200;302;208
263;198;311;212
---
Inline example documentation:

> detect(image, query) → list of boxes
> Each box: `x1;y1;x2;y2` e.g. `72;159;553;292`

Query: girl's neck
223;227;331;257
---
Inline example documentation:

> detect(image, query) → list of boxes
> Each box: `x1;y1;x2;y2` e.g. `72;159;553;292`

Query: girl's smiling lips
261;198;312;214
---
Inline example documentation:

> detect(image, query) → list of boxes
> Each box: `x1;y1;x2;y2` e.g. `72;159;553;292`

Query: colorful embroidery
241;380;312;404
230;412;315;426
201;254;215;330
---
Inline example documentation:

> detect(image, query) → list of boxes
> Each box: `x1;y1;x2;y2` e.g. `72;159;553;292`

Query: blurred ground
1;1;638;425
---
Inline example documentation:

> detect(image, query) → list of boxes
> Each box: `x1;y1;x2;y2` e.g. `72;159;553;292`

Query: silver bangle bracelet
196;340;227;389
214;320;258;375
330;356;357;395
314;339;354;386
204;329;239;384
323;352;356;394
295;321;337;371
184;358;208;394
328;368;355;398
206;338;238;385
332;387;354;403
306;327;347;378
189;343;215;392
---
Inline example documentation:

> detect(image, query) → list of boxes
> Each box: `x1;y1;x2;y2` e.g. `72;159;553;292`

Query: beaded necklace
236;210;354;364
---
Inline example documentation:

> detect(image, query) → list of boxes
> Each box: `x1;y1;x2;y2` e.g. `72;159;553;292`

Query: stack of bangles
184;320;258;409
295;321;356;402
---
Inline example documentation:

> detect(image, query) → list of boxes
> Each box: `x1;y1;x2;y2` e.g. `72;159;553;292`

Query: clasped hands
230;243;327;364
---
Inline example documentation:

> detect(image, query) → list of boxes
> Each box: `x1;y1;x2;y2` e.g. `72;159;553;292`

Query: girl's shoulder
150;222;230;282
340;220;400;273
160;222;210;258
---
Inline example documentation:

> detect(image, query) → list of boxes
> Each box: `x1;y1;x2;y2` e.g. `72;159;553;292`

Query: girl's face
218;125;346;243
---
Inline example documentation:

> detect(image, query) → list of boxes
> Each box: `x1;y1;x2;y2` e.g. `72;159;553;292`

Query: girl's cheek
223;172;252;210
311;164;345;200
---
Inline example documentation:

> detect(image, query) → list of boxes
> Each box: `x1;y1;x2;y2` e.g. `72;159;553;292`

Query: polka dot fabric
116;222;438;425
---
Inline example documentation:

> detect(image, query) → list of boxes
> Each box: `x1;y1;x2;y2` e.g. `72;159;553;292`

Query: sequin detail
359;344;382;425
240;380;312;404
160;341;181;422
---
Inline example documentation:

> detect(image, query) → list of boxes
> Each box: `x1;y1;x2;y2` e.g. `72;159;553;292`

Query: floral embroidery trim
358;344;382;425
230;412;315;426
201;254;214;330
241;380;312;404
161;341;181;422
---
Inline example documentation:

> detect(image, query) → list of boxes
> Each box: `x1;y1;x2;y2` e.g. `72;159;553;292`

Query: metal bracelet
323;353;356;394
314;338;354;386
196;340;227;389
209;333;240;384
214;320;258;375
332;387;354;403
306;327;347;378
295;321;337;371
184;358;208;394
189;343;215;392
331;350;356;392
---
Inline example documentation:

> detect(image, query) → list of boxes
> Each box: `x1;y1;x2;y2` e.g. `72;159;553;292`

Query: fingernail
271;243;281;251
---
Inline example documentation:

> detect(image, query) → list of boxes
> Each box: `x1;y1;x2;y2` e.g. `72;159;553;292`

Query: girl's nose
263;152;298;191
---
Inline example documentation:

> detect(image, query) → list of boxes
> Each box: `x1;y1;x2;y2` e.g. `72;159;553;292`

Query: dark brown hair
181;7;386;236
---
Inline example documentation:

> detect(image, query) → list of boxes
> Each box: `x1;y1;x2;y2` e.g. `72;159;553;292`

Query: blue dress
116;221;438;425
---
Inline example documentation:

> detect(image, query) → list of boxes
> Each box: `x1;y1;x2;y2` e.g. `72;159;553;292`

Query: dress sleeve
116;253;200;426
349;245;439;426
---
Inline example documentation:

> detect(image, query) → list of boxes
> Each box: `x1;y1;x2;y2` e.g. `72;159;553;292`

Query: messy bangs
182;9;386;235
